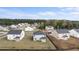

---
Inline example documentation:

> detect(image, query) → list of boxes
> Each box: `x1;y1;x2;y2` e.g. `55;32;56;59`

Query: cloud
8;12;39;19
69;12;79;17
60;7;79;12
0;8;39;19
38;11;56;16
0;8;57;19
0;7;79;20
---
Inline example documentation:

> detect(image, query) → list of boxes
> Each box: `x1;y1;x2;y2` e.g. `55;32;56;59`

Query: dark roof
33;31;45;35
40;37;46;39
74;29;79;32
8;30;22;34
56;29;69;33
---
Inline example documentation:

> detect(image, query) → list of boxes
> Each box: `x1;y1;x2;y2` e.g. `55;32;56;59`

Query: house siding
58;33;70;40
33;33;46;42
69;29;79;38
7;30;25;41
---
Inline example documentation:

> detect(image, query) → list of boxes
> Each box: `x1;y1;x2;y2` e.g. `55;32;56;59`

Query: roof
8;30;22;34
46;26;54;28
56;29;69;33
25;26;33;29
72;29;79;32
33;31;45;35
40;37;46;39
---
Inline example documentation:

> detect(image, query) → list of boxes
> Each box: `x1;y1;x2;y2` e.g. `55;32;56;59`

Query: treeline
0;19;45;25
0;19;79;29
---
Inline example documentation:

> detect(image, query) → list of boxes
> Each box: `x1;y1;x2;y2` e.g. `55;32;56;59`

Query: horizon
0;18;78;21
0;7;79;21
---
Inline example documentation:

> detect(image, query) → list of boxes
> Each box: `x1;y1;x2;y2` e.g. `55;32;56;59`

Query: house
34;23;38;27
0;25;4;30
9;25;18;30
31;24;36;29
25;26;34;31
69;29;79;38
45;26;54;34
7;30;25;42
45;26;54;31
18;23;30;27
0;25;9;31
55;29;70;40
33;31;47;42
10;25;17;28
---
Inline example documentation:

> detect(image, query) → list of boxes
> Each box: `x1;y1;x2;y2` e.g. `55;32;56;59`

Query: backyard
0;31;56;50
47;34;79;50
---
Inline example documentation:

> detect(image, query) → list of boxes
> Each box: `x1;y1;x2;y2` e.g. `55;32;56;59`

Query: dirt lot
47;35;79;50
0;32;56;50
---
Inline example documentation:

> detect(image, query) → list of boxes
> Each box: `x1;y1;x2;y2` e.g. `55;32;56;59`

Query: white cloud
0;10;57;19
63;8;75;11
60;7;79;12
0;8;39;19
38;11;56;16
0;7;79;20
8;12;39;19
70;12;79;16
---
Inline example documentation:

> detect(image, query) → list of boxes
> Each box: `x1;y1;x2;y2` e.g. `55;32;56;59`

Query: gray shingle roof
33;31;45;35
74;29;79;32
40;37;46;39
56;29;69;33
8;30;22;34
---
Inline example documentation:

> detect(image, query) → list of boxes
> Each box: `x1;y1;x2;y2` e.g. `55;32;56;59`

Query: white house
18;23;30;27
69;29;79;38
45;26;54;34
45;26;54;31
0;26;4;30
7;30;25;42
0;25;9;31
55;29;70;40
25;26;34;31
10;25;17;28
33;31;47;42
9;25;18;30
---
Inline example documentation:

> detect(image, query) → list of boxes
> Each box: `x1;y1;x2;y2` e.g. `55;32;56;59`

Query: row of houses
0;23;38;32
45;26;79;40
0;23;45;42
7;23;46;42
6;25;79;42
7;30;47;42
9;24;36;31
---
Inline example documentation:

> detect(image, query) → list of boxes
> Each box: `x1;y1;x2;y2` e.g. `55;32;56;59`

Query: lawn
0;31;56;50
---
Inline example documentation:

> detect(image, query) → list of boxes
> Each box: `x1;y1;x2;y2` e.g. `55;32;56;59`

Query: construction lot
47;34;79;50
0;31;56;50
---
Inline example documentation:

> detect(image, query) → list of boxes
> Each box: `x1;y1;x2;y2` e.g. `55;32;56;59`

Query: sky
0;7;79;20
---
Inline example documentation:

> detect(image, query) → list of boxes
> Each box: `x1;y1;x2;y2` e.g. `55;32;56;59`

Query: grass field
0;31;56;50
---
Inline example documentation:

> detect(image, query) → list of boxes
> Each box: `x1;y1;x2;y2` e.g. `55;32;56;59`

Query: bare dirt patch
47;35;79;50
